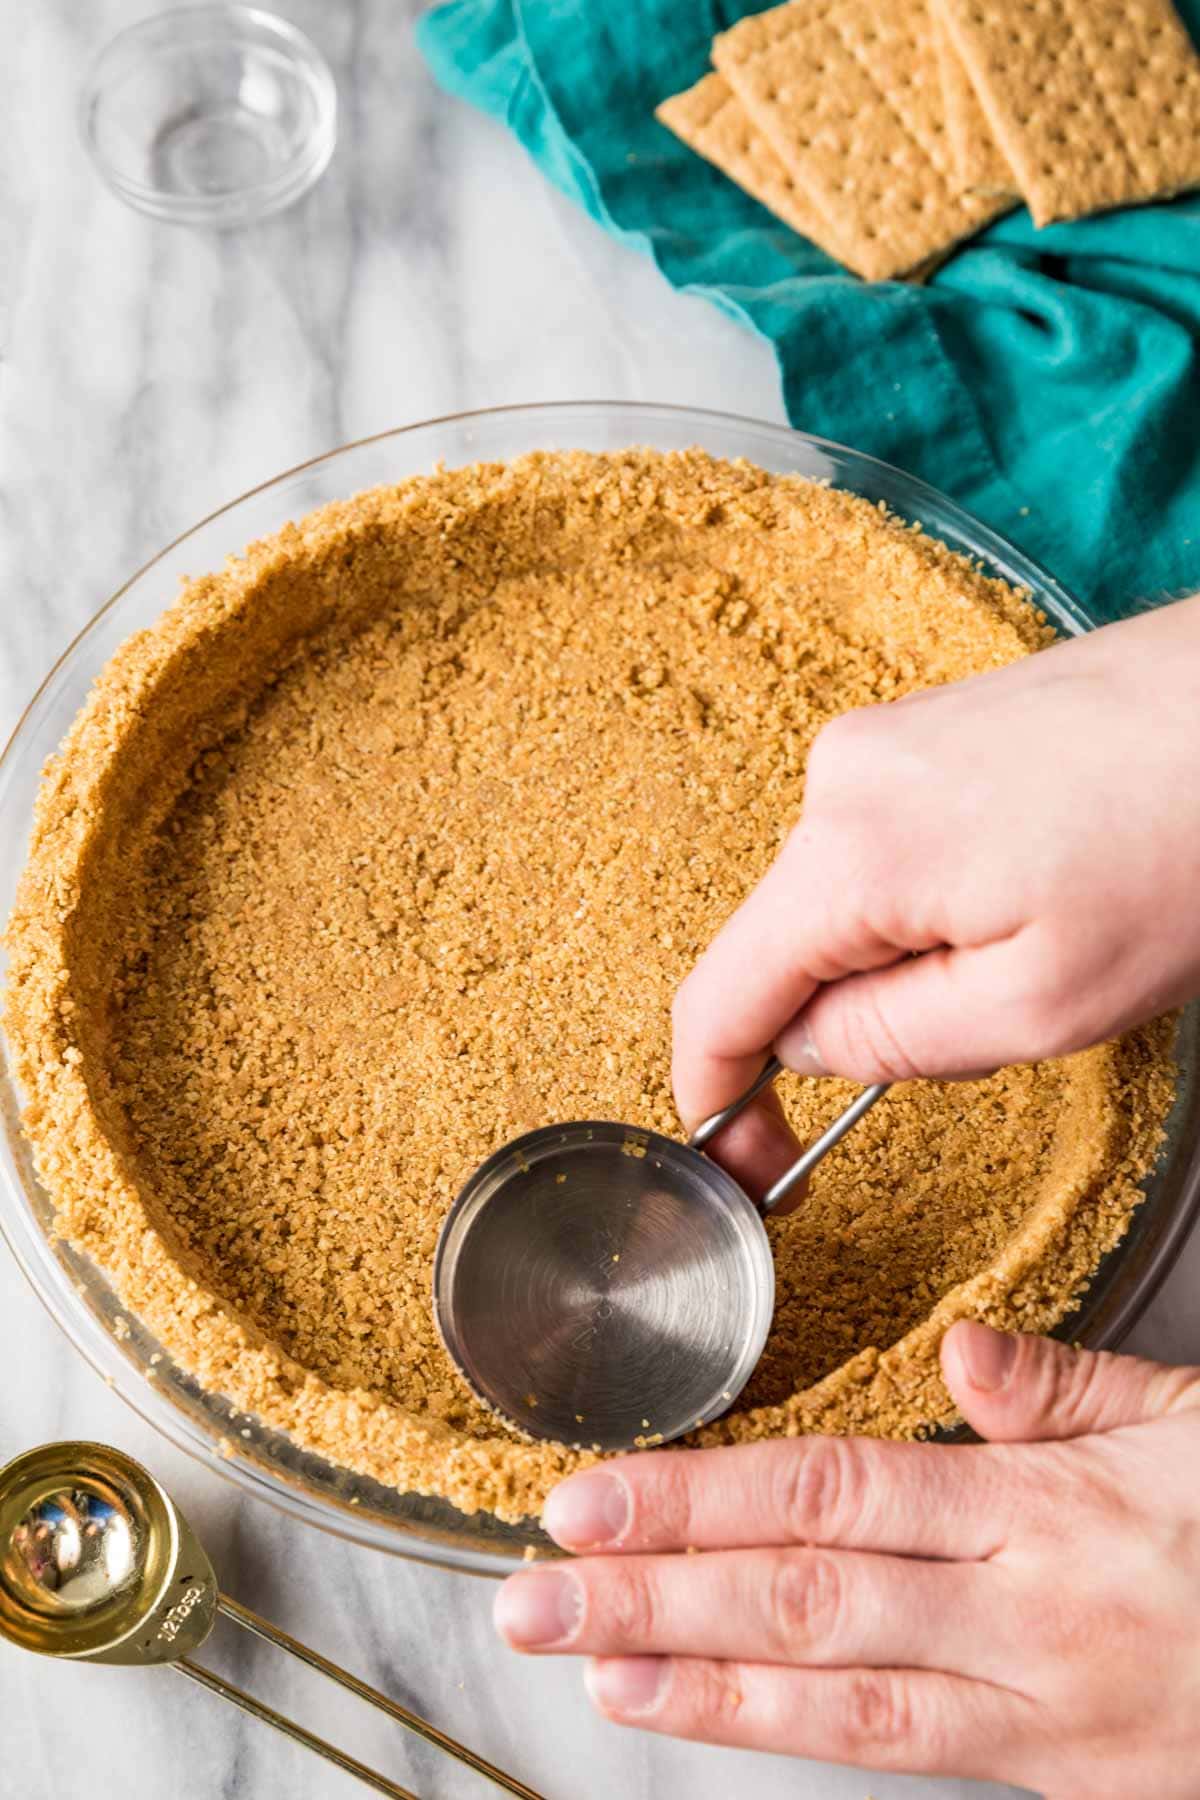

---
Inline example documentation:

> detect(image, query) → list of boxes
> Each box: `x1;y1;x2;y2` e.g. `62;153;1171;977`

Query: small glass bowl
2;403;1198;1575
79;5;337;226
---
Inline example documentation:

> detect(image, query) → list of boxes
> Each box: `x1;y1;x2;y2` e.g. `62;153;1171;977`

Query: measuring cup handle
689;1059;890;1216
688;1056;783;1150
759;1082;890;1213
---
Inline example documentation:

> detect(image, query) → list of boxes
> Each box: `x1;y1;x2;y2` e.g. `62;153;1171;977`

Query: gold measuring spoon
0;1439;544;1800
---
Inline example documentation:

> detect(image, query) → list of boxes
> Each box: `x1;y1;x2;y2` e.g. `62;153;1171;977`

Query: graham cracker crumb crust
4;449;1176;1523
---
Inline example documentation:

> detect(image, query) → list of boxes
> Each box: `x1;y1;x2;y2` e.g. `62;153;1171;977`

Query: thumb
778;935;1055;1083
940;1321;1200;1442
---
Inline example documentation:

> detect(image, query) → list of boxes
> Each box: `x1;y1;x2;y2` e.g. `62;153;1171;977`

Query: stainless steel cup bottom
433;1122;776;1450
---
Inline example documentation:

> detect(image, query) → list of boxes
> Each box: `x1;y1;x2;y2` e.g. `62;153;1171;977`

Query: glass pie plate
2;402;1198;1577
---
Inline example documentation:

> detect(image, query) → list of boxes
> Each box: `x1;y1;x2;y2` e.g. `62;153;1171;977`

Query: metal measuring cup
434;1060;889;1451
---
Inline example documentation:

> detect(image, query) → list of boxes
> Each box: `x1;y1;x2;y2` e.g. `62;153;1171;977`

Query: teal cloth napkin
417;0;1200;620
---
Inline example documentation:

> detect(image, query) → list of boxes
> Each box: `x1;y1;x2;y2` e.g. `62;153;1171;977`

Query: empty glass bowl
79;6;337;226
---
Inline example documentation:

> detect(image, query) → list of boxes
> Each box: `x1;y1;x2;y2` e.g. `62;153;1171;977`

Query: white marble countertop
3;5;1198;1798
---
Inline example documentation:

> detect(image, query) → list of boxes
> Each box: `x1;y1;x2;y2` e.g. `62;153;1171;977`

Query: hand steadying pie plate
497;592;1200;1797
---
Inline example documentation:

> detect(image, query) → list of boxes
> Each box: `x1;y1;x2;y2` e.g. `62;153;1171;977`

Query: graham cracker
656;73;853;264
713;0;1013;281
932;6;1016;193
931;0;1200;226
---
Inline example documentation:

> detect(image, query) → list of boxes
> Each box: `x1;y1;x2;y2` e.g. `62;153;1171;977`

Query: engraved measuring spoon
0;1438;544;1800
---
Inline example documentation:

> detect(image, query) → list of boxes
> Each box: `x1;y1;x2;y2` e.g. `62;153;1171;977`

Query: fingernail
958;1322;1018;1392
779;1017;827;1078
586;1657;669;1718
494;1569;583;1648
544;1471;631;1549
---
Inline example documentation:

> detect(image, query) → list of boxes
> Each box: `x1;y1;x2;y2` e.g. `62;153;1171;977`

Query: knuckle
999;993;1061;1063
1001;932;1090;1060
670;967;704;1037
774;1438;866;1543
630;1454;695;1548
785;818;914;993
1013;1004;1078;1063
1024;1348;1119;1439
1011;1555;1142;1700
808;707;878;778
681;1660;749;1734
1047;1349;1110;1430
783;811;893;971
1152;1364;1200;1417
765;1551;845;1658
789;800;871;880
838;1671;917;1760
1010;1571;1078;1655
599;1564;658;1650
809;704;934;807
835;980;923;1081
1008;1443;1091;1537
782;832;867;969
652;1658;745;1737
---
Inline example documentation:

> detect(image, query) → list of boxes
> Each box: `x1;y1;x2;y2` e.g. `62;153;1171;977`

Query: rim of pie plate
1;400;1199;1578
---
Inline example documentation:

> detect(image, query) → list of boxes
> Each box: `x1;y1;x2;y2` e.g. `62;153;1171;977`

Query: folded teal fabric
418;0;1200;621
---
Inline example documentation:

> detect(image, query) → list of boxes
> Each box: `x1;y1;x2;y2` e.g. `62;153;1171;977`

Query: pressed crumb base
4;449;1176;1523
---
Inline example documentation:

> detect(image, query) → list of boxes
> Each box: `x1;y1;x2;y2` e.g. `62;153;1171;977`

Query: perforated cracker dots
656;72;855;266
667;0;1197;271
713;0;1013;279
933;0;1200;225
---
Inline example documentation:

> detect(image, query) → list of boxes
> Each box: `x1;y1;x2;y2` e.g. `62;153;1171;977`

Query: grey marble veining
0;5;1194;1798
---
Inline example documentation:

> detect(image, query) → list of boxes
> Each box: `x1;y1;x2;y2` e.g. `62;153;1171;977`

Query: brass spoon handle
216;1594;546;1800
0;1439;544;1799
174;1658;420;1800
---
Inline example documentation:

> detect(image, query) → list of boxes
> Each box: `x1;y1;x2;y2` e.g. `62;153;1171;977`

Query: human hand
669;594;1200;1203
495;1325;1200;1798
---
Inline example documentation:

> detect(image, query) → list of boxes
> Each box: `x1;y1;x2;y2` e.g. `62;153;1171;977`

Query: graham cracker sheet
656;72;853;263
658;71;947;282
931;0;1200;226
932;5;1016;192
713;0;1013;281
